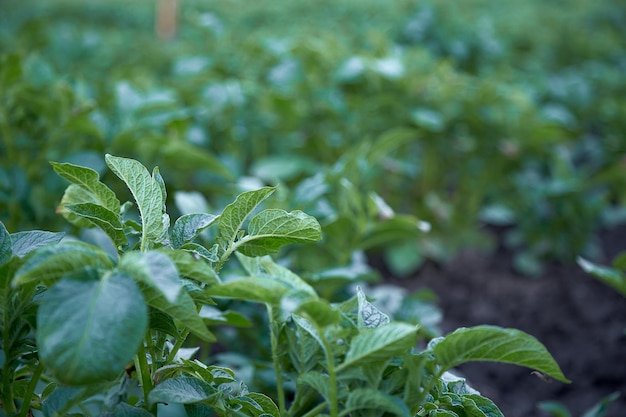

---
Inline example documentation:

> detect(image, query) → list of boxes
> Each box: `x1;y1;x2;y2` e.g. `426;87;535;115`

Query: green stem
319;332;338;417
145;331;155;373
135;343;153;411
165;329;190;363
17;361;44;417
301;402;328;417
2;317;16;414
268;306;286;415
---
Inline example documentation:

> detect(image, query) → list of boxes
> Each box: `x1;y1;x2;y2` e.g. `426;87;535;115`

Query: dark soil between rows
385;227;626;417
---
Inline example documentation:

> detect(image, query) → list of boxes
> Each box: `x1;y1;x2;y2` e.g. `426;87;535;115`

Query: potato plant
0;155;569;417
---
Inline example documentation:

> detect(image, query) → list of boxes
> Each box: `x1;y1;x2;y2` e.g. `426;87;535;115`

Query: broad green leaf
582;392;620;417
298;371;330;402
153;166;167;204
429;410;459;417
0;221;12;265
231;394;279;417
461;395;504;417
578;257;626;297
109;403;154;417
119;251;182;303
180;242;219;263
357;286;390;329
218;186;276;249
359;215;425;250
42;384;111;417
171;213;219;249
537;402;572;417
341;388;411;417
199;305;252;327
139;282;215;342
237;254;316;296
51;161;120;213
66;203;127;249
165;249;220;285
148;377;216;407
238;209;322;257
13;242;113;286
339;323;418;371
57;184;101;228
296;299;339;328
205;277;289;305
105;154;164;249
246;393;280;417
10;230;65;258
292;314;324;351
432;326;570;383
37;271;147;385
149;307;179;337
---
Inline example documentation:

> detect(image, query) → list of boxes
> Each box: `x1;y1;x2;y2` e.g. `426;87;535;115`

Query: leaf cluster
0;155;569;417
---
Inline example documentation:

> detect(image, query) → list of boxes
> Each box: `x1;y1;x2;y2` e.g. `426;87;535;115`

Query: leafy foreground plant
0;155;569;417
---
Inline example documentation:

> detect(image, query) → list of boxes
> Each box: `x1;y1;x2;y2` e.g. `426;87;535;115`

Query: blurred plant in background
1;0;625;277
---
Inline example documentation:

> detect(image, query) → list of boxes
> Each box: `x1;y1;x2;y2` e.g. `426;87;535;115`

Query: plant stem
301;402;328;417
17;361;44;417
268;306;286;416
135;343;154;411
145;331;155;374
165;329;190;363
319;331;338;417
2;313;16;414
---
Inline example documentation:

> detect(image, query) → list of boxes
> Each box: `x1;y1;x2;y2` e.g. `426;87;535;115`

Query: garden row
1;0;625;276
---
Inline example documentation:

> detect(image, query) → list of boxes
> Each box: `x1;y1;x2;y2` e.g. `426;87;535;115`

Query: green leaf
578;257;626;297
165;249;220;285
357;286;390;329
0;221;12;265
10;230;65;258
296;299;340;328
538;401;572;417
139;283;215;342
432;326;570;383
51;161;120;213
66;203;127;249
199;305;252;327
149;308;179;337
341;388;411;417
338;323;418;371
148;376;216;407
298;371;330;402
238;254;316;296
582;392;620;417
109;403;154;417
359;215;425;250
238;209;322;257
171;213;219;249
461;395;504;417
13;242;113;286
37;270;148;385
180;242;219;263
429;410;459;417
292;315;324;352
234;393;280;417
58;184;104;228
105;154;165;249
218;186;276;250
42;384;111;417
205;278;289;305
119;251;182;303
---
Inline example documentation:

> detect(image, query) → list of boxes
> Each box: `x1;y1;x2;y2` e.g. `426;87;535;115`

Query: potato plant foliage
0;155;568;417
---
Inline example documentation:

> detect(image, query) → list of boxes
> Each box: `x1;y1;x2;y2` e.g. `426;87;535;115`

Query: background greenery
1;0;625;276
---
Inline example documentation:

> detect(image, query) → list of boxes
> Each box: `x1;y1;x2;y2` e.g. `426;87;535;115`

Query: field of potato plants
1;1;625;416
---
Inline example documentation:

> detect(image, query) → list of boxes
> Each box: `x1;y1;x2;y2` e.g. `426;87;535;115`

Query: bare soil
385;227;626;417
